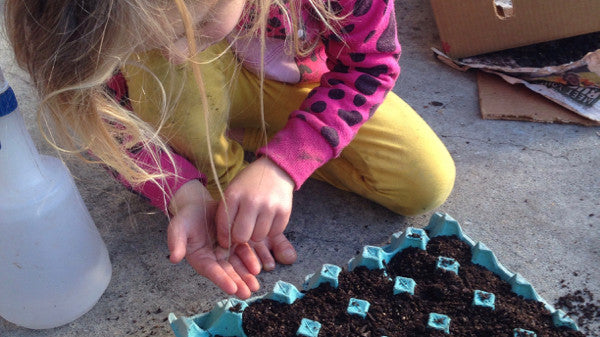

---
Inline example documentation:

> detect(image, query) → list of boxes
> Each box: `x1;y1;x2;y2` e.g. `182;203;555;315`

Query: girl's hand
215;157;296;266
247;233;298;271
167;179;261;299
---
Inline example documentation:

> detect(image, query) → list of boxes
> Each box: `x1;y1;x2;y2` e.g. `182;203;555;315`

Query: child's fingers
167;216;187;264
216;198;239;248
227;254;260;295
251;241;276;271
191;258;238;296
251;210;274;243
234;243;262;275
267;210;290;239
231;202;259;244
219;259;253;299
270;233;297;265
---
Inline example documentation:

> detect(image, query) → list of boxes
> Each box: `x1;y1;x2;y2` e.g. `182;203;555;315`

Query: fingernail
264;262;276;270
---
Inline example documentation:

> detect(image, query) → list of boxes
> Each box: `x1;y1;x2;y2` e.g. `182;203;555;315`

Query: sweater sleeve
114;145;206;214
106;73;206;214
256;0;401;189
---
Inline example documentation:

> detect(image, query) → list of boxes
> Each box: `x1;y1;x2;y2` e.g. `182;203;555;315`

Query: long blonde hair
4;0;344;200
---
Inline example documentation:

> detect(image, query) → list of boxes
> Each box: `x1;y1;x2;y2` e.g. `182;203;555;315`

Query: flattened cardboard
477;72;600;126
430;0;600;58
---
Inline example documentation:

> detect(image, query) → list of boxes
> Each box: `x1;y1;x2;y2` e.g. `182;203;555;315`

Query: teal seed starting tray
168;213;579;337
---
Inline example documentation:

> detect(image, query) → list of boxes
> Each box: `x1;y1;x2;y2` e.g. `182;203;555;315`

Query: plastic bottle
0;69;112;329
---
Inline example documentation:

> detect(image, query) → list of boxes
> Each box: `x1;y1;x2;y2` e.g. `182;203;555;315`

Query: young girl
5;0;455;299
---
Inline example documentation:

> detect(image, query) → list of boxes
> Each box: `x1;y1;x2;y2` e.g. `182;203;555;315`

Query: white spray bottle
0;68;112;329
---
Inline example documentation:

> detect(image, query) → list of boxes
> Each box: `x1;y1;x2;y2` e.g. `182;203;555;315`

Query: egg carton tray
168;212;579;337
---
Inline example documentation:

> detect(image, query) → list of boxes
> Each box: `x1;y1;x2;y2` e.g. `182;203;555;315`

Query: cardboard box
430;0;600;58
477;72;600;126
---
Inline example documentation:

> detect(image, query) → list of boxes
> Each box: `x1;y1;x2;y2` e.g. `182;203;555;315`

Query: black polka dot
333;60;349;73
342;24;355;34
308;7;320;20
364;30;376;43
307;89;317;98
330;1;343;15
298;64;313;77
376;14;398;52
353;0;372;16
369;104;379;117
328;88;345;100
329;33;342;43
327;78;344;86
268;17;281;27
350;53;366;62
338;109;363;126
353;94;367;107
321;127;339;147
357;64;388;77
355;74;381;95
295;113;307;121
310;101;327;113
129;144;143;154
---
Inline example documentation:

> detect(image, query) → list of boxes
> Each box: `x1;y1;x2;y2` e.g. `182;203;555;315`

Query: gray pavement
1;0;599;336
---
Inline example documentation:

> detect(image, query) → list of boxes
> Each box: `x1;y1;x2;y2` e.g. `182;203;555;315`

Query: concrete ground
1;0;599;336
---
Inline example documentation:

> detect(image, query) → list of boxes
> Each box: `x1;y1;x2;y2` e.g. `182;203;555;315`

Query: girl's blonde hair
4;0;344;199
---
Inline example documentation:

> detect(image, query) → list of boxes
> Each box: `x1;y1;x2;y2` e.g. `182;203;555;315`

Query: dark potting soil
462;32;600;68
555;288;600;336
241;236;587;337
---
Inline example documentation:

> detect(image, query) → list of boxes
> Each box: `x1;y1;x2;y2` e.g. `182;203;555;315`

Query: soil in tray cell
242;236;586;337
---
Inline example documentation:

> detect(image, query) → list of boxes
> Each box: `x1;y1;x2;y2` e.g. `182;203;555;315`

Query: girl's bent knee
403;176;454;216
380;155;456;216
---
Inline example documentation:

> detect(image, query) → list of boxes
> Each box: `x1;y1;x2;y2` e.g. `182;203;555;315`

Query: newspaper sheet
433;47;600;122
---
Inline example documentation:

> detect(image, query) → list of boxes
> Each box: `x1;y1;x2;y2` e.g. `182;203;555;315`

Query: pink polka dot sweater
108;0;401;212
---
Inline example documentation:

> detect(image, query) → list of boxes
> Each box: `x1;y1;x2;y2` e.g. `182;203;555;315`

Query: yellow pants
123;42;455;216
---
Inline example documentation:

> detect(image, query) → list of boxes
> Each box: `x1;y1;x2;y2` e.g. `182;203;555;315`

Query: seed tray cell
169;212;579;337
